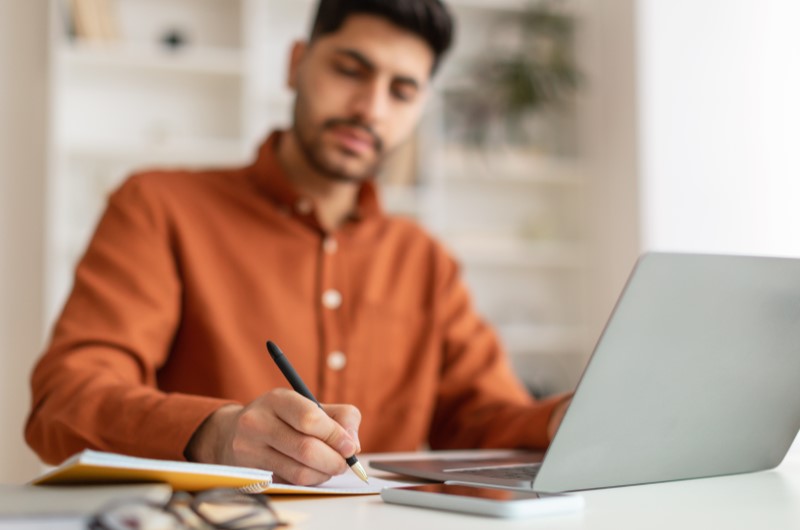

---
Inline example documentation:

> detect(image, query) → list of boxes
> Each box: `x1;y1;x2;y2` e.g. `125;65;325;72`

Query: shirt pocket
350;300;439;414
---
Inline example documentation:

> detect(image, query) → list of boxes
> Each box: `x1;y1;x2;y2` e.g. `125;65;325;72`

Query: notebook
32;449;407;494
372;252;800;492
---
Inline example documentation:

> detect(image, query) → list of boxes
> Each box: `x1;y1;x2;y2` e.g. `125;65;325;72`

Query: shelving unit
59;40;245;75
417;0;588;393
45;0;589;395
46;0;252;330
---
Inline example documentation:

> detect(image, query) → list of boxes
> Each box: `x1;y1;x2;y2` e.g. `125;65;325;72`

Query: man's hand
185;388;361;486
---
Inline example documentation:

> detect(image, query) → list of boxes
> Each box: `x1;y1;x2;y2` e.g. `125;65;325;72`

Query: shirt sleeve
25;175;235;465
428;250;570;451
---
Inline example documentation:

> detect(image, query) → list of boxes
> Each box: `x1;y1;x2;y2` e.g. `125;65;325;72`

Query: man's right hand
185;388;362;486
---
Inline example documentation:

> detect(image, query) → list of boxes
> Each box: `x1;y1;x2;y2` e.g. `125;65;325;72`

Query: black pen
266;340;369;483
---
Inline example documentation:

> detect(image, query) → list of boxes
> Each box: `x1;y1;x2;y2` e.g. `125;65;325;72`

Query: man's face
288;14;434;182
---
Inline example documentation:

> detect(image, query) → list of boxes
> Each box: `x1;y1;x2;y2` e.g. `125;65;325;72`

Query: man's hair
310;0;455;74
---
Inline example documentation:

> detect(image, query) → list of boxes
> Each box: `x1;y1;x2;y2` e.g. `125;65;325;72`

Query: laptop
371;252;800;492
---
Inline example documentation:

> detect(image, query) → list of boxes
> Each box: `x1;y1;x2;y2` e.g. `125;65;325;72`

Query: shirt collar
249;131;383;229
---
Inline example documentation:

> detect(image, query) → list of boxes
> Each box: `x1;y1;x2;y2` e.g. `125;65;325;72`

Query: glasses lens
90;501;187;530
192;489;284;530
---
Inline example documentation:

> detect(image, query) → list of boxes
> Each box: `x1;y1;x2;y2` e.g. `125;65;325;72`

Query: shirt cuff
137;393;239;462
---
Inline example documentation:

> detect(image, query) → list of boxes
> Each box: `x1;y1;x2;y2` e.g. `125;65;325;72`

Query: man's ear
287;41;308;90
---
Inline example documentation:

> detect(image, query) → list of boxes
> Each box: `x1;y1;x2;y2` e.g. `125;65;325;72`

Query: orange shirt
26;132;565;465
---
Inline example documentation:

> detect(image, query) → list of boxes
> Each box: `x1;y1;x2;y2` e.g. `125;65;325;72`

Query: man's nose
350;79;390;124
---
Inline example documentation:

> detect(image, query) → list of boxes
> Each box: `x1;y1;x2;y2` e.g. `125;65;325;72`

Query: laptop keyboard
444;464;541;480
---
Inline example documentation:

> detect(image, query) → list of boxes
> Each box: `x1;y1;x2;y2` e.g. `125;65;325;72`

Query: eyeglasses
89;488;288;530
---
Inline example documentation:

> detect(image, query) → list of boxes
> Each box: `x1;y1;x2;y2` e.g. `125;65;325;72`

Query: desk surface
4;451;800;529
275;451;800;530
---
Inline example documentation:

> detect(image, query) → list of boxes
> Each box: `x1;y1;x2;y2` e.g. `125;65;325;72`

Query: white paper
266;473;414;495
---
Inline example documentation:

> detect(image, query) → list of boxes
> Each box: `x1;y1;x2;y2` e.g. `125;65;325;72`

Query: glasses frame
190;488;287;530
88;488;287;530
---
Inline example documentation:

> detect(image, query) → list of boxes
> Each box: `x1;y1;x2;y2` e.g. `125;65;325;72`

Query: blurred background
3;0;800;482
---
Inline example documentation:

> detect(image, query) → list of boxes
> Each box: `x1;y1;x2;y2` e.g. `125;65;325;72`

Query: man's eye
335;65;361;78
392;86;416;103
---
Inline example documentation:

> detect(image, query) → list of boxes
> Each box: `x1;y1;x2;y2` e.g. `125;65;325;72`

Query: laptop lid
371;252;800;492
534;252;800;491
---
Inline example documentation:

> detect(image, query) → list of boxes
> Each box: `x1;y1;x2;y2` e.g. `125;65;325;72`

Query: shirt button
322;289;342;309
323;237;338;254
295;198;313;215
327;351;347;371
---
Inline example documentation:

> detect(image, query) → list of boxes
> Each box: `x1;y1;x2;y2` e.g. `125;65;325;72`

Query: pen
266;340;369;484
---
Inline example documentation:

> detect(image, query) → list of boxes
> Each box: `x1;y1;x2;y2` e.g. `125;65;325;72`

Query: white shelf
287;0;547;12
497;322;587;356
282;0;545;12
379;184;422;217
64;136;249;166
60;40;244;77
445;236;583;268
448;0;583;15
439;145;583;184
442;172;583;187
249;91;294;109
447;0;539;11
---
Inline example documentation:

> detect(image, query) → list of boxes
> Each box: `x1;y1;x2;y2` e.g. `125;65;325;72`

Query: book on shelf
69;0;119;42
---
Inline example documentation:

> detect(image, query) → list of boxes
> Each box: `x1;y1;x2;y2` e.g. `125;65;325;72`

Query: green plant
446;0;581;147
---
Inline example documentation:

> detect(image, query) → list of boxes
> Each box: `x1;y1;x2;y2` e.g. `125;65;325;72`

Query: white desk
5;452;800;529
275;452;800;530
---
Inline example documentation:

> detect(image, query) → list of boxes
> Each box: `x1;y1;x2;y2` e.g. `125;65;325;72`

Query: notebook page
79;451;272;480
263;474;414;495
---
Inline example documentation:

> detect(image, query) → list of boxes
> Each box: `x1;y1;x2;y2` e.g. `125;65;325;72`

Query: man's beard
292;94;385;183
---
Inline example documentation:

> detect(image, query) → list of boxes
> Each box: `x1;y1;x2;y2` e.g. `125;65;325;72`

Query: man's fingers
203;390;362;486
232;391;347;480
267;389;357;459
324;404;362;453
259;445;333;486
266;415;348;476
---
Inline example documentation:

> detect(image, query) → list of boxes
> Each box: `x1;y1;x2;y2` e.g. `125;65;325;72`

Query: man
26;0;569;486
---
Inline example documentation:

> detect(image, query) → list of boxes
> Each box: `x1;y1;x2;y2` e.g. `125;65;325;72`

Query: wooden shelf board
61;40;245;77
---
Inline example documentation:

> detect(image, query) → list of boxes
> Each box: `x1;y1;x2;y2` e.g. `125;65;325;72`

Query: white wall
638;0;800;256
637;0;800;454
0;1;49;481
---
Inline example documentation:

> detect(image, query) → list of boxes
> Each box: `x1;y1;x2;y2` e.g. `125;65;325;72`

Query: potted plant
444;0;581;154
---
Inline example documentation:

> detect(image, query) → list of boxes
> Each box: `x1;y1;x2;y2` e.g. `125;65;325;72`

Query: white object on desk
0;483;172;517
0;483;172;530
381;483;584;518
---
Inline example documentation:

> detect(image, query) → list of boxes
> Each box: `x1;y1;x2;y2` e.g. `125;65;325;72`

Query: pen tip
351;461;370;484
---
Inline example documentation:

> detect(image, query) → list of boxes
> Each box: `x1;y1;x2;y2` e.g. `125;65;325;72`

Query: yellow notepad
32;450;274;492
31;450;410;495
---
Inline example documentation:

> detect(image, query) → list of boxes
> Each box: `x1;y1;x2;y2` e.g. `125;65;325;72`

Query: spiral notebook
32;450;405;494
